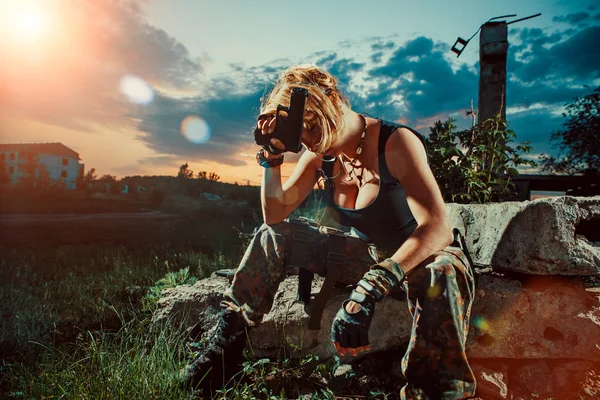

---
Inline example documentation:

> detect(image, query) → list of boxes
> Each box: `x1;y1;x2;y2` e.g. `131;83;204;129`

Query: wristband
256;149;284;168
371;258;405;285
357;278;385;302
361;259;406;299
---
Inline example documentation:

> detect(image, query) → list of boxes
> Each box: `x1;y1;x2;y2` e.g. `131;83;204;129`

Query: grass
0;246;237;359
1;187;595;399
0;189;148;214
0;188;392;399
0;243;242;398
6;310;191;399
0;189;329;398
4;308;351;400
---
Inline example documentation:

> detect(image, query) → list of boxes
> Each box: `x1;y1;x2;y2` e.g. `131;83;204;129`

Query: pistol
254;87;308;155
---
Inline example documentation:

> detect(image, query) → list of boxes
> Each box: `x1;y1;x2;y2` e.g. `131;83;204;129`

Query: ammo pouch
286;217;372;330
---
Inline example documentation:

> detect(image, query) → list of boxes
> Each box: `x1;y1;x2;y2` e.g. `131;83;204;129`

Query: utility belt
216;218;473;331
286;216;373;330
286;218;474;330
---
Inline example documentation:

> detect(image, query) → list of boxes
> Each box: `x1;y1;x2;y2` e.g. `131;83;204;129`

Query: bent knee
252;222;294;249
258;220;293;233
407;253;458;284
427;255;458;276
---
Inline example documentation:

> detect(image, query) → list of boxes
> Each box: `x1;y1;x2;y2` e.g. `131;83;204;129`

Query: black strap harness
287;217;350;330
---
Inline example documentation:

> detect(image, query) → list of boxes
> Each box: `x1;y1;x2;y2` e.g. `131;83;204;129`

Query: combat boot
179;308;249;394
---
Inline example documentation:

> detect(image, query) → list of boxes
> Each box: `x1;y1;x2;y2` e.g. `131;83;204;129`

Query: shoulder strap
320;158;336;193
378;120;429;163
319;120;428;186
377;120;430;184
377;121;401;184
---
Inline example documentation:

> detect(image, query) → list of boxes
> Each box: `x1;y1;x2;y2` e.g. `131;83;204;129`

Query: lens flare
473;316;491;332
426;283;442;298
181;115;211;144
120;75;154;105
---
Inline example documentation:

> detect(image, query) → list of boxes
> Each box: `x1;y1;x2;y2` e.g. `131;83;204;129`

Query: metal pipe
507;13;542;25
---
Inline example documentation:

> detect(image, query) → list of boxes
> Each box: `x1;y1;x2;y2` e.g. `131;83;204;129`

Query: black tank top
321;119;428;250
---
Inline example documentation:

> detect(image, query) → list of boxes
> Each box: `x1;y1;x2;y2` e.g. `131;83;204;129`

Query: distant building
0;143;84;190
120;184;147;194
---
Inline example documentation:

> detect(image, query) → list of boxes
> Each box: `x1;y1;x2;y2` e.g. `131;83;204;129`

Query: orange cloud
0;0;204;132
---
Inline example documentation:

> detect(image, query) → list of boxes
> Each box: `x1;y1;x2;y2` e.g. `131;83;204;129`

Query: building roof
0;143;80;160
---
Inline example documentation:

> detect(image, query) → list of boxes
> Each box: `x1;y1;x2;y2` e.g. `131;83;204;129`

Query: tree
196;171;207;180
208;172;220;182
178;163;194;179
149;189;165;206
98;174;117;183
110;181;122;195
53;176;67;191
427;108;536;204
196;171;220;182
540;86;600;175
78;167;97;190
95;174;118;194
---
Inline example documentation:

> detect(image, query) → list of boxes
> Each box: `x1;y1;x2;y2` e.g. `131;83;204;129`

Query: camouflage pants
223;220;476;400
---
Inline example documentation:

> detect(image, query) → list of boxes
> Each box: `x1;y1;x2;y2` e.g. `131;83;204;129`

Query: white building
0;143;84;190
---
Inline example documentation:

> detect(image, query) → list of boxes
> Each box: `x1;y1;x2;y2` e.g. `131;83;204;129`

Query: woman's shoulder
375;118;427;152
378;118;421;134
383;123;429;169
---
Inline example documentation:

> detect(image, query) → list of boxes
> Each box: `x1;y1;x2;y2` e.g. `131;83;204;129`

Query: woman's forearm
261;166;287;224
389;220;454;275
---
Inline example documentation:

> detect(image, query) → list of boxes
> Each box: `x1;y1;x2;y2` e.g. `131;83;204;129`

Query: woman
181;64;476;399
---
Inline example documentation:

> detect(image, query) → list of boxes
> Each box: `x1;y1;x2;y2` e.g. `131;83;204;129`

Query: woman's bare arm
385;127;454;274
261;150;322;224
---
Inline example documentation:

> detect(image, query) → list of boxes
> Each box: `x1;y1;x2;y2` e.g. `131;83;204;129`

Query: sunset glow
17;9;45;37
1;2;51;44
0;0;596;185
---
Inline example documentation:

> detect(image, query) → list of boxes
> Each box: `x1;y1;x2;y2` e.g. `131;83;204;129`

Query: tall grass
6;310;193;399
0;244;235;395
0;240;397;399
4;308;348;400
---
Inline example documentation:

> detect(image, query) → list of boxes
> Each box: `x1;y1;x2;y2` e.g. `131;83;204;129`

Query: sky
0;0;598;185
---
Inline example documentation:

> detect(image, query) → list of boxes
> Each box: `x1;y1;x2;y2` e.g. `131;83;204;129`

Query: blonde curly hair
259;64;350;154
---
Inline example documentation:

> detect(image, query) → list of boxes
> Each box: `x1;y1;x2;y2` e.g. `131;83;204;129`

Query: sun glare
1;2;50;43
18;9;44;35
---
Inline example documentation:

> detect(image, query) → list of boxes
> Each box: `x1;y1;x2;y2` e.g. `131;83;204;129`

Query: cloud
506;108;565;156
499;22;599;150
517;27;564;46
134;80;266;167
130;21;596;167
507;80;590;111
510;25;600;84
0;0;205;131
320;57;366;94
5;0;598;178
552;12;594;25
137;155;182;166
364;36;478;124
371;40;396;51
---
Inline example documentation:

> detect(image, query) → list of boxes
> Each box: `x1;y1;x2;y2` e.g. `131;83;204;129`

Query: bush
150;189;165;206
427;111;536;203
